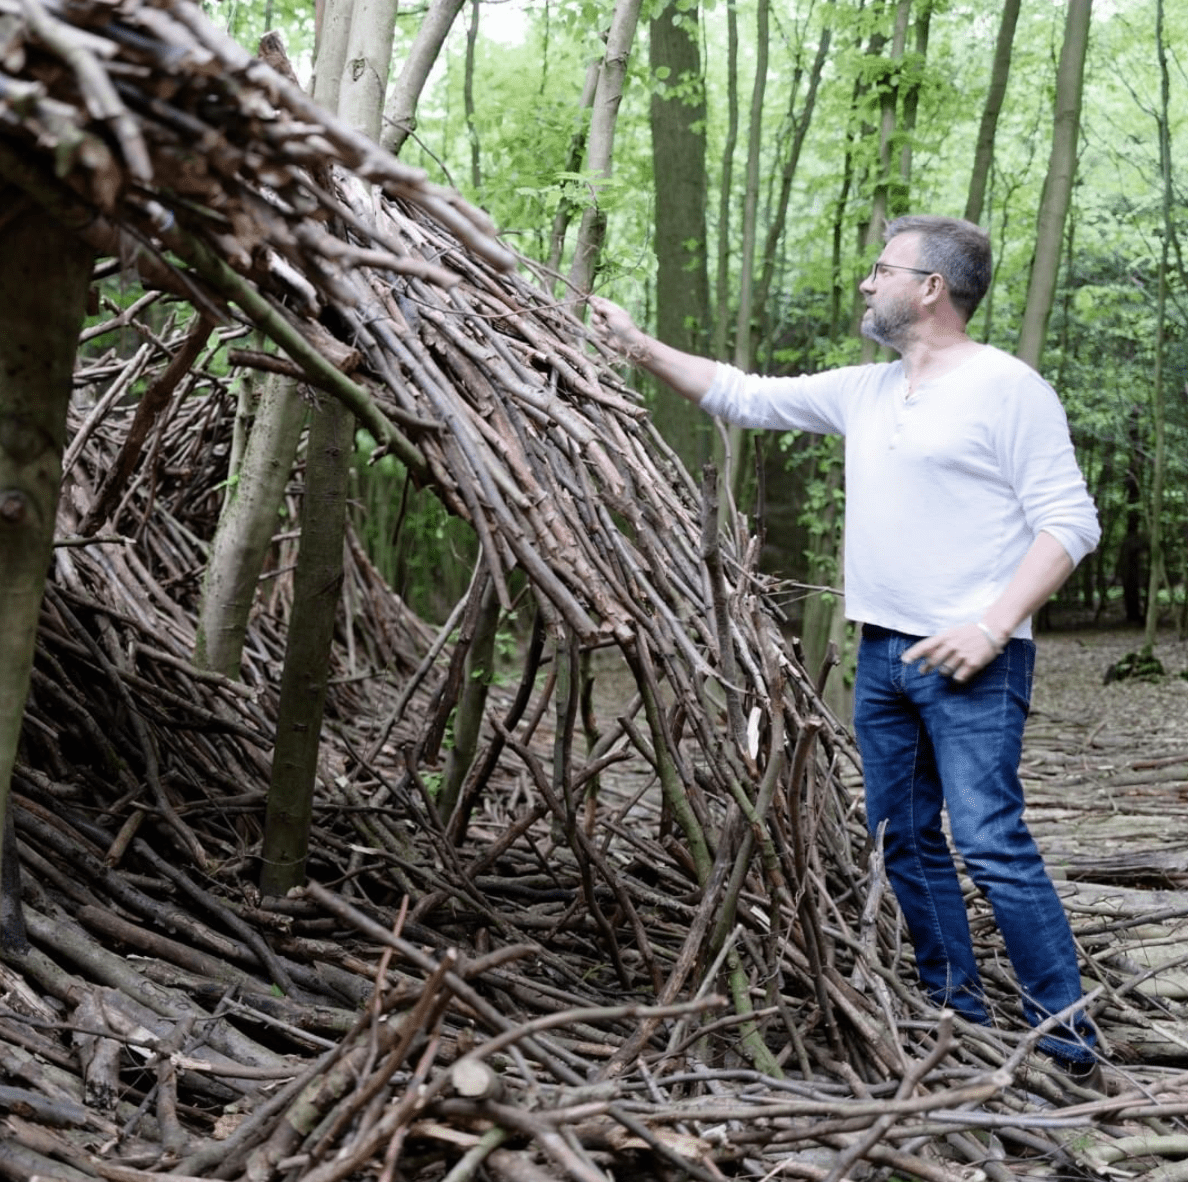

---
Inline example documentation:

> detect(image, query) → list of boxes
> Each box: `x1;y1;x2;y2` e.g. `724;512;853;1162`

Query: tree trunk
439;577;499;824
194;373;308;677
260;394;354;896
866;0;911;254
463;0;481;192
711;0;739;362
383;0;467;154
567;0;643;296
649;1;711;470
546;59;600;281
1015;0;1091;370
195;34;339;681
259;0;396;895
312;0;355;114
963;0;1020;225
895;0;931;211
754;4;833;332
716;0;769;504
337;0;400;142
1121;407;1146;625
1143;0;1170;653
731;0;768;374
0;194;93;941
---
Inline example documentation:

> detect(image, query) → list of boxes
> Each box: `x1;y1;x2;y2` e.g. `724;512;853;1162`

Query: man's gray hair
884;215;992;322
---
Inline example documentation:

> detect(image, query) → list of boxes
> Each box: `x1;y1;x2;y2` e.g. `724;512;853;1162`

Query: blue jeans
853;624;1095;1063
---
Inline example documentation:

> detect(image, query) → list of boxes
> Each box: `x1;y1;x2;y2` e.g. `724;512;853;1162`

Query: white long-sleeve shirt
702;346;1100;639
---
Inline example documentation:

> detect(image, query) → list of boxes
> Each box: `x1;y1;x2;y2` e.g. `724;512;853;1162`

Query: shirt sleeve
701;361;855;435
996;370;1100;567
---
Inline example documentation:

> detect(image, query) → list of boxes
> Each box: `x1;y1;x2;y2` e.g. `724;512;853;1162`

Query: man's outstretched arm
588;297;718;405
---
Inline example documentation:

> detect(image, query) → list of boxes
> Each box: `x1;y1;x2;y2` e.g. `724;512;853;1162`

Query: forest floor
8;613;1188;1182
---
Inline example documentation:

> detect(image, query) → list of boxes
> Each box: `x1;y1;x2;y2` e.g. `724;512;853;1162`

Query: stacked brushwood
2;0;1188;1179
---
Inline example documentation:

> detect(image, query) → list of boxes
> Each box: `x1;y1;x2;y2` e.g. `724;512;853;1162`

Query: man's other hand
901;623;1003;683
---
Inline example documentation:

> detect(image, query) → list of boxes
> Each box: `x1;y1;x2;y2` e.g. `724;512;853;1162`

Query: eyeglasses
867;262;936;282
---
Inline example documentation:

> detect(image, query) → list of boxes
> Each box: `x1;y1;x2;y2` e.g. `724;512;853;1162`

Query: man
590;214;1102;1078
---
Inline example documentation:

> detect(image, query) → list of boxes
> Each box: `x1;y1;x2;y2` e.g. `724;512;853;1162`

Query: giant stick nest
2;0;1188;1180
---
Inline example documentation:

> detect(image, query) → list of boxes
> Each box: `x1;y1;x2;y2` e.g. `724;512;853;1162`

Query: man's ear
921;274;947;308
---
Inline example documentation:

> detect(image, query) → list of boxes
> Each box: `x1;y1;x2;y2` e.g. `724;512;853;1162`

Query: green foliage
1103;650;1165;684
349;430;478;623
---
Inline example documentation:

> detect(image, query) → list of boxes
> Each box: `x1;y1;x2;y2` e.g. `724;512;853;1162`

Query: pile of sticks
3;0;1188;1178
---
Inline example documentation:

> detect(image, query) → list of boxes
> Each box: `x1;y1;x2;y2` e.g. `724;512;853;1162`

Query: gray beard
861;303;913;352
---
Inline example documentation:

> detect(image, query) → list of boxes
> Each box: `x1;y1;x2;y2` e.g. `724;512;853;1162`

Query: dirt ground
1030;623;1188;746
1023;624;1188;877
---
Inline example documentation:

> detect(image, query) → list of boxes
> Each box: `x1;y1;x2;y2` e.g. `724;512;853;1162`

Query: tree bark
567;0;643;296
337;0;400;142
711;0;739;363
755;4;833;334
439;577;499;824
1015;0;1091;370
1143;0;1170;653
259;0;396;894
895;0;931;211
649;1;711;469
866;0;911;250
195;31;336;680
731;0;769;374
0;194;92;938
963;0;1020;225
312;0;355;114
546;59;600;281
464;0;481;192
260;394;354;896
194;373;308;678
383;0;467;155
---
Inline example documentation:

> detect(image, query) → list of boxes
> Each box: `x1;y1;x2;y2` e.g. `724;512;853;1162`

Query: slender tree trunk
546;59;600;280
755;4;833;327
963;0;1020;225
649;1;711;469
260;0;398;894
195;35;345;680
383;0;467;154
1121;407;1145;625
439;578;499;823
731;0;769;373
711;0;739;362
895;1;931;210
338;0;400;142
195;374;308;677
463;0;482;192
866;0;911;249
1016;0;1091;370
312;0;355;114
716;0;769;503
1143;0;1171;653
260;394;354;896
0;194;92;942
567;0;643;296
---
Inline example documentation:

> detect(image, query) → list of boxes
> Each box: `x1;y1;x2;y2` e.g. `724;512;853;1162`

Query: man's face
858;233;930;351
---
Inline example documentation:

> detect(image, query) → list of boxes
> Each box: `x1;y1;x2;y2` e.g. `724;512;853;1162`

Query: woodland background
194;0;1187;700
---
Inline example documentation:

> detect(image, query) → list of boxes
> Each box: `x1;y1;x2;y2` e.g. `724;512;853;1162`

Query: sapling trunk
259;395;353;896
195;372;307;678
0;195;93;943
439;578;499;824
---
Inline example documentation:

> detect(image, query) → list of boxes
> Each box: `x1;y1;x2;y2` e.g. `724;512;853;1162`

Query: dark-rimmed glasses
867;262;936;282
